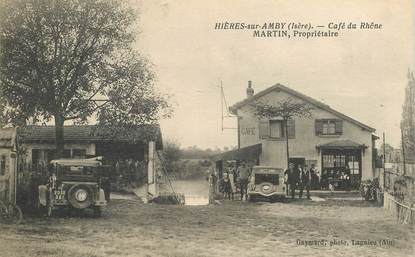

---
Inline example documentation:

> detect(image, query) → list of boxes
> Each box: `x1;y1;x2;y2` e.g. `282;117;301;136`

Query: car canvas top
50;157;103;167
252;166;284;173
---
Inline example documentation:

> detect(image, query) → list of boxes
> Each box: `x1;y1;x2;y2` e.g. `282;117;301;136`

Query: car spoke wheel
0;201;8;223
1;203;23;224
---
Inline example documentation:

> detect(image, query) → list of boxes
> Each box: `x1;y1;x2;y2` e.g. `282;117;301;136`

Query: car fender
99;188;106;201
95;188;107;206
38;185;48;206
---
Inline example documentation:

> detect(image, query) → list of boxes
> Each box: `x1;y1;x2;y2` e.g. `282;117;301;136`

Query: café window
259;119;295;139
315;119;342;135
270;120;284;138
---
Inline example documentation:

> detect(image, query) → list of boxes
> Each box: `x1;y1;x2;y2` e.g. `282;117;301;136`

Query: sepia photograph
0;0;414;257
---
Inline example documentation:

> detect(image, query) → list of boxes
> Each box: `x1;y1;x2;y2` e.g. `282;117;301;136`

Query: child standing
222;172;232;200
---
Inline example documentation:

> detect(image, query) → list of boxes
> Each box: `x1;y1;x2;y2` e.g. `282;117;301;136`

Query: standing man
300;165;312;199
298;165;306;199
285;162;300;199
309;163;318;189
237;161;251;201
102;175;112;202
228;165;236;200
284;168;290;196
208;165;217;204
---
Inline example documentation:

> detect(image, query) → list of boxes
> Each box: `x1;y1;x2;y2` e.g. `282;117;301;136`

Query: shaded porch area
317;140;367;190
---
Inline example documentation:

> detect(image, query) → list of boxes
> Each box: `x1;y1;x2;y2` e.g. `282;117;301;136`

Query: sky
132;0;414;149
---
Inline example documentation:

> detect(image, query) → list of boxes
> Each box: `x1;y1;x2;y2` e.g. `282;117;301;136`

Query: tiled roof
229;83;376;132
17;125;162;146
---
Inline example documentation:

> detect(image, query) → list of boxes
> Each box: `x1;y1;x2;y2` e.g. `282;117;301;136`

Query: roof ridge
229;83;375;132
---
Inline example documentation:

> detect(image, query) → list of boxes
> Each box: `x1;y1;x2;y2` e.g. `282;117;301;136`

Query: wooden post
285;119;289;168
147;141;157;201
10;153;16;204
208;174;214;204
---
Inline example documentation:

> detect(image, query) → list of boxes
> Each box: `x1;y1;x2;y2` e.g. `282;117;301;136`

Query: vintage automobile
247;166;286;202
38;157;107;217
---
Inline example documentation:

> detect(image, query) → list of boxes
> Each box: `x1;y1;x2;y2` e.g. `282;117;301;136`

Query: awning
211;143;262;161
316;140;367;150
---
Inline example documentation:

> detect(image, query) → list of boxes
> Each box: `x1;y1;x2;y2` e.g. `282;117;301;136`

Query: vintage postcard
0;0;414;257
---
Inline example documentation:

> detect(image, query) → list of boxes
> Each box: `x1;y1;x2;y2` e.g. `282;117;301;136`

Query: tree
252;97;313;167
401;71;415;163
380;143;394;154
0;0;171;158
162;139;182;173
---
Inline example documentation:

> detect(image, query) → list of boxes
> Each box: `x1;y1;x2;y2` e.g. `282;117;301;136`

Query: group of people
284;163;318;199
211;161;320;201
219;161;251;201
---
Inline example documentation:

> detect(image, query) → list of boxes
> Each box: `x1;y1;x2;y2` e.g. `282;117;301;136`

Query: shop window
0;156;6;176
348;156;360;175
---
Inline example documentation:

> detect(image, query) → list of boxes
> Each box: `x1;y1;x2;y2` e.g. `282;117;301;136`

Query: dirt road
0;182;413;257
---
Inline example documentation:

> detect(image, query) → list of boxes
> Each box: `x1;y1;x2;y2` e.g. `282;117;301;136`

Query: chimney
246;80;254;98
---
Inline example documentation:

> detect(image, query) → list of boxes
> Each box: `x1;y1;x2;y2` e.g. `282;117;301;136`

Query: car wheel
68;185;93;209
3;203;23;224
93;206;102;218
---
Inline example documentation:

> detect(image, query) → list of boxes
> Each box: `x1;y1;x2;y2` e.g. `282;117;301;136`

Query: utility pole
383;132;390;189
383;132;386;169
220;81;224;132
285;118;290;168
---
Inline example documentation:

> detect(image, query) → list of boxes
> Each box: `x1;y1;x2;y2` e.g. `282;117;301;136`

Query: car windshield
58;165;97;177
255;173;279;185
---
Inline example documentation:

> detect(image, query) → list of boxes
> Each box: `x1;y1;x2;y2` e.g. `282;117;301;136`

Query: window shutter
287;119;295;139
335;120;343;134
315;120;323;135
259;120;270;139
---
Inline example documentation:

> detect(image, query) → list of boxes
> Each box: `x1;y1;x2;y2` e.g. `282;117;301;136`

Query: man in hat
237;161;251;201
285;162;300;199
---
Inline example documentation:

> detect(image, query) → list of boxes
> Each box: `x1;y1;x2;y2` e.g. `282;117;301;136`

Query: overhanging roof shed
15;125;163;149
211;143;262;161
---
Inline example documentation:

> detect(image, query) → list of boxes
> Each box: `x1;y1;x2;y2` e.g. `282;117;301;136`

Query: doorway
289;157;305;169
